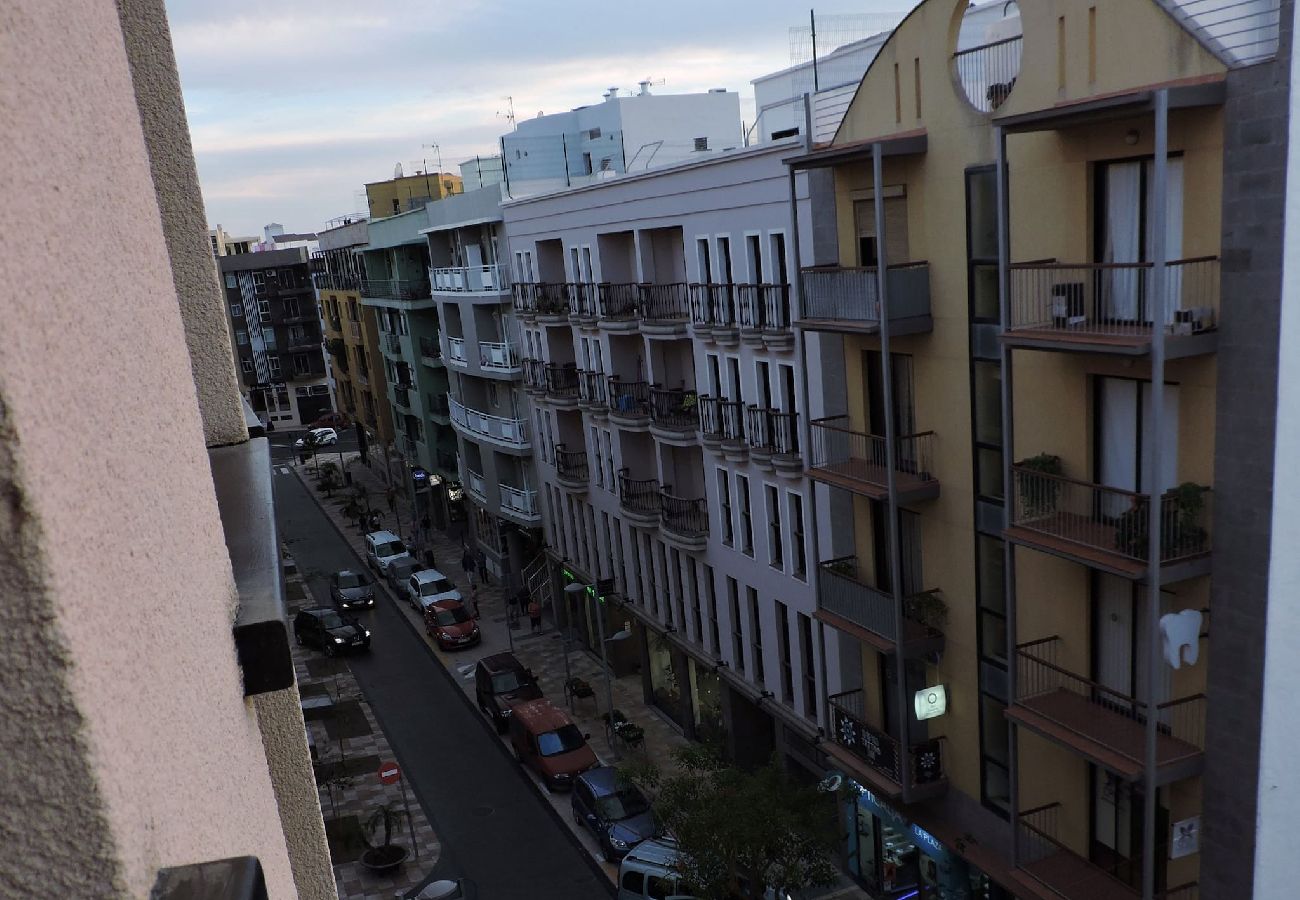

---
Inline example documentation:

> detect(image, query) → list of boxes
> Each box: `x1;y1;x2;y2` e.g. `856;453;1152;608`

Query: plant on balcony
360;802;409;873
1014;452;1063;517
823;557;858;579
1114;482;1210;561
903;590;947;632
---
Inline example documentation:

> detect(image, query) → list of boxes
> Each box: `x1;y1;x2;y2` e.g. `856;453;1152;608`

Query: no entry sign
378;761;401;785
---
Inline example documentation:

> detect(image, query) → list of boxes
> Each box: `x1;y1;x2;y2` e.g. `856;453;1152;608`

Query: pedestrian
528;597;542;633
469;583;481;619
461;547;476;584
476;550;490;586
512;588;528;626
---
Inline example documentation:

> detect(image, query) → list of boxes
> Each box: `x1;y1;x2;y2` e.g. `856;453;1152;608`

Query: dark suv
293;607;370;656
330;569;375;610
474;652;543;732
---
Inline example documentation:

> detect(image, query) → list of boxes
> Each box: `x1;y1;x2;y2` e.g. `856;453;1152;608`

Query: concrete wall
0;0;315;896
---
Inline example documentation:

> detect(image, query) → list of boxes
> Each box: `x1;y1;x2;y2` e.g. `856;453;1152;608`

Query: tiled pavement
284;555;441;899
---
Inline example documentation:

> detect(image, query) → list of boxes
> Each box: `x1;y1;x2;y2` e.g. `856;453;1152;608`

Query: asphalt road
269;428;361;465
274;471;612;900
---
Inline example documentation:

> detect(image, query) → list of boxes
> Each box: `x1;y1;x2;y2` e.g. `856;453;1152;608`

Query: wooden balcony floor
808;458;937;501
1014;850;1138;900
1005;515;1210;582
1007;688;1202;781
1003;324;1217;359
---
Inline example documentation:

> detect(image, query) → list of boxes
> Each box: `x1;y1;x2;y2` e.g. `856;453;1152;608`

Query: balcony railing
393;386;411;409
544;363;579;399
746;407;799;455
798;263;931;328
327;315;342;332
501;484;540;519
349;321;362;340
479;340;520;372
429;263;509;293
698;396;747;443
818;557;944;653
1013;636;1205;778
361;277;430;300
522;357;547;391
952;35;1023;114
688;283;739;328
446;336;468;366
598;283;640;320
1010;467;1212;571
639;283;690;322
568;282;599;319
313;273;359;291
449;397;529;448
418;336;441;361
464;465;488;503
735;283;792;332
809;417;937;499
512;282;568;317
555;445;589;483
577;369;607;407
650;388;700;431
660;492;708;540
608;378;652;418
384;333;402;355
1007;258;1220;346
827;689;946;789
618;471;661;518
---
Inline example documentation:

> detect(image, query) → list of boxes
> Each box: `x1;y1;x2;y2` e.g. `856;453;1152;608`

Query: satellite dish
394;162;404;178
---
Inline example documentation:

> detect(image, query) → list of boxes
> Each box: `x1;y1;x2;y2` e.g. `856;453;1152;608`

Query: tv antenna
422;142;443;175
497;95;517;131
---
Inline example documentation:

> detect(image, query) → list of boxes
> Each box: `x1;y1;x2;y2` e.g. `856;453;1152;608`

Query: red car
310;411;351;429
424;599;481;650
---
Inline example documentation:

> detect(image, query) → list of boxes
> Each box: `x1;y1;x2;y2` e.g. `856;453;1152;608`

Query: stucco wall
0;1;301;896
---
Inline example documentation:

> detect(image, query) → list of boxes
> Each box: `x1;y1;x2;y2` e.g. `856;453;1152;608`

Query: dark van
474;652;542;732
508;698;598;792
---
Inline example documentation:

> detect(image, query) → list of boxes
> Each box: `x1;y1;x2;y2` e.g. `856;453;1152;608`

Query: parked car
405;568;460;612
365;530;412;574
293;606;370;656
294;426;337;449
385;557;421;595
618;837;793;900
310;411;351;430
423;599;481;649
330;569;375;609
508;698;598;792
572;766;658;861
475;652;543;732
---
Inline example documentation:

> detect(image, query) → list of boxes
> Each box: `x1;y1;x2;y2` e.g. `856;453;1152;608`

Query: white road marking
277;467;290;475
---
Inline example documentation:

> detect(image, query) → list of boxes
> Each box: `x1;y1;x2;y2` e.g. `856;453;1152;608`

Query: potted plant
1114;482;1209;561
360;803;409;874
1014;453;1063;517
904;590;948;632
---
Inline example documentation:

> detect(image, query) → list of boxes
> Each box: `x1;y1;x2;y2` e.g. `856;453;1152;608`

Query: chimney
603;86;619;101
638;80;652;96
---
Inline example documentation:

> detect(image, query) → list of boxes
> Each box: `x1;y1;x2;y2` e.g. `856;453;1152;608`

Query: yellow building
787;0;1275;896
364;170;463;220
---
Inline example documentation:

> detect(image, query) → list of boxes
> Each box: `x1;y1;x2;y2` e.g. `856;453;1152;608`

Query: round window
952;1;1024;114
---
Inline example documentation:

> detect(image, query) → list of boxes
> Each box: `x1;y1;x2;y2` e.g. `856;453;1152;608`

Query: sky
165;0;902;236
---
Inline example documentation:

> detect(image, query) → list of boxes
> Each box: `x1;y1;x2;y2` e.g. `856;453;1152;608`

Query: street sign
378;761;401;785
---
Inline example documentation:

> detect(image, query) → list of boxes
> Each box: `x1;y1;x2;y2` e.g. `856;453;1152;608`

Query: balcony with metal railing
808;418;939;504
659;491;708;550
745;407;800;473
361;277;431;301
554;444;589;492
522;358;547;394
393;386;411;409
816;557;945;658
576;370;608;413
688;283;740;346
618;470;661;528
479;340;521;376
649;388;699;445
500;483;542;525
1008;636;1205;785
512;283;568;322
1007;467;1212;582
427;393;450;423
543;363;580;407
449;397;530;452
349;321;362;341
952;34;1023;114
464;465;488;504
825;689;947;802
383;332;404;357
418;336;442;367
597;283;640;331
429;263;510;295
607;378;652;429
445;336;469;369
639;283;690;337
697;395;747;460
1005;258;1220;358
567;282;599;325
797;264;932;335
735;283;793;348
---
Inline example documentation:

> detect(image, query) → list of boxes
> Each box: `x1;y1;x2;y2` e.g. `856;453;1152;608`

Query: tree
625;745;840;899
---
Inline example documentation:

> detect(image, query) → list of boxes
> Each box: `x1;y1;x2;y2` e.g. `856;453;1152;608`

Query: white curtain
1103;162;1143;320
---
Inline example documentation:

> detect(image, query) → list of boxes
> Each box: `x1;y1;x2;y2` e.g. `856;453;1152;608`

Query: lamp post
565;581;632;759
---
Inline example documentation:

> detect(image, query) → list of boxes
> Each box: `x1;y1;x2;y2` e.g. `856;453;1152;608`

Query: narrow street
274;468;612;900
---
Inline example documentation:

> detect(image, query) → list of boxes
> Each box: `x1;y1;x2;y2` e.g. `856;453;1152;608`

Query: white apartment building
502;140;840;774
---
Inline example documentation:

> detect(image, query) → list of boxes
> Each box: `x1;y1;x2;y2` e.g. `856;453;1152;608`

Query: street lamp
565;581;632;758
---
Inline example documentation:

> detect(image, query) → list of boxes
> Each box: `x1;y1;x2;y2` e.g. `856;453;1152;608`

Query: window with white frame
230;303;243;317
728;577;745;673
789;491;807;580
602;430;615;490
590;424;602;488
717;469;733;546
765;484;783;570
268;356;281;377
703;564;719;655
240;358;253;373
737;474;753;556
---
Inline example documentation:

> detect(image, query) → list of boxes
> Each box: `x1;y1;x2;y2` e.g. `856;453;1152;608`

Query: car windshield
435;607;470;626
376;541;406;557
318;613;345;629
491;671;524;693
595;788;651;821
421;578;453;596
337;573;368;589
537;724;586;757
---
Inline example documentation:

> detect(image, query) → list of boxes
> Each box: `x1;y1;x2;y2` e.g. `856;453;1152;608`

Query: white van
365;530;412;574
405;568;462;612
617;838;793;900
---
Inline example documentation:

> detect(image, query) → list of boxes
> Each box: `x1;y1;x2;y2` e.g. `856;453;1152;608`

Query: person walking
527;598;542;633
461;546;476;585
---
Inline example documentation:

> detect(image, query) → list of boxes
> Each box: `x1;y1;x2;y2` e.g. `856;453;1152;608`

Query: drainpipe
873;141;913;801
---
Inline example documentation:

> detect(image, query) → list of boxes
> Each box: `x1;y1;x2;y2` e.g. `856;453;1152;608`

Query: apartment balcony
544;363;580;408
797;264;932;335
449;397;530;453
1007;637;1204;785
735;283;794;350
464;466;488;504
479;340;521;377
808;418;939;504
555;445;589;492
1007;467;1212;582
522;357;547;395
597;283;640;332
649;388;700;446
816;557;945;658
285;334;320;352
361;277;430;302
639;283;690;338
1014;803;1198;900
688;283;740;347
567;282;599;326
1004;258;1220;359
429;263;509;296
659;491;708;551
608;378;652;430
383;332;404;357
327;314;342;333
618;470;661;529
393;386;412;410
825;689;947;802
577;370;608;416
314;272;359;292
426;394;450;424
746;407;801;474
418;336;442;368
446;336;469;369
401;434;422;460
512;283;568;323
355;366;369;387
499;483;542;526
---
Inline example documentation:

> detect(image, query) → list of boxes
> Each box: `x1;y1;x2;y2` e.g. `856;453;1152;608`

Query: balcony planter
1014;453;1063;517
903;590;947;632
1114;482;1209;561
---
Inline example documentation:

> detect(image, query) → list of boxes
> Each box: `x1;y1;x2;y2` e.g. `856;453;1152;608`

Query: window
487;381;499;408
230;303;243;317
613;516;627;596
590;424;602;487
268;356;281;377
587;127;602;140
775;601;792;703
749;588;765;685
602;430;615;490
240;358;253;374
728;577;744;673
799;613;817;719
686;559;701;645
261;327;276;350
717;469;733;545
627;526;642;605
789;492;807;580
258;299;271;322
225;274;236;289
283;297;301;319
293;354;311;376
736;475;753;556
693;136;708;151
235;330;249;346
704;564;719;655
765;484;783;570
